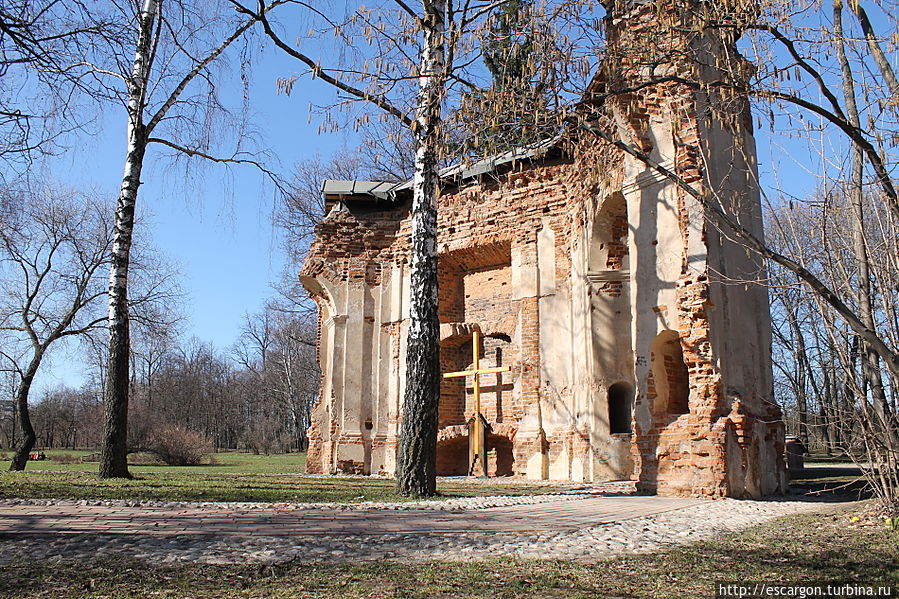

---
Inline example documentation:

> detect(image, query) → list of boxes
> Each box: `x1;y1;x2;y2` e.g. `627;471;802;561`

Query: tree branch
145;10;260;135
146;137;284;192
230;0;414;128
575;118;899;381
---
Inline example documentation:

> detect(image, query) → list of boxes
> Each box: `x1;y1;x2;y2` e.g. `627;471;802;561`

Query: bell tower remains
586;0;786;496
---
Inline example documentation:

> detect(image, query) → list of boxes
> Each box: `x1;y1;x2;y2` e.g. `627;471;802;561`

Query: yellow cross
442;330;510;476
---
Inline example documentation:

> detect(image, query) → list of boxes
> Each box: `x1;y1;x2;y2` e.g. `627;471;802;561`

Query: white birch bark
395;0;446;497
99;0;158;478
98;0;260;478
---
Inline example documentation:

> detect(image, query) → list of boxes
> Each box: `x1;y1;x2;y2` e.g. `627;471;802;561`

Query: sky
36;35;360;392
27;1;896;393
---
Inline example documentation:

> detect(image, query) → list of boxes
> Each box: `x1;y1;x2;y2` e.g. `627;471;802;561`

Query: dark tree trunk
786;309;810;446
9;359;40;471
395;0;445;498
820;368;834;455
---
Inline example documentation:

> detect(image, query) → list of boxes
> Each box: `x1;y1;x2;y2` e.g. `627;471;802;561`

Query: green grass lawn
1;506;895;598
0;450;575;502
0;449;308;474
0;470;573;502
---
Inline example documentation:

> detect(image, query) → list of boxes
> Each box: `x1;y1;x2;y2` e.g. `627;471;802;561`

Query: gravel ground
0;488;830;565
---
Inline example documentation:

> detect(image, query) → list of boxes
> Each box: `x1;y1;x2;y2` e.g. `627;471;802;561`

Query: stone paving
0;484;830;565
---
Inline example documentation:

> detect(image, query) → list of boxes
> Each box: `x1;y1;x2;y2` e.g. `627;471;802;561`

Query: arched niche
608;382;634;434
588;191;633;383
649;331;690;415
589;191;629;272
300;274;337;317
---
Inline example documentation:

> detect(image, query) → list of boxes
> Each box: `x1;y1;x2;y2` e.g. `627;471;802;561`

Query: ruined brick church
300;0;788;497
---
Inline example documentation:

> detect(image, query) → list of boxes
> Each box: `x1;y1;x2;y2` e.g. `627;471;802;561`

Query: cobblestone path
0;491;826;564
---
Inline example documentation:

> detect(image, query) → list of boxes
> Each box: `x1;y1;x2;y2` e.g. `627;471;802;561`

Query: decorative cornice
586;269;630;284
324;314;348;329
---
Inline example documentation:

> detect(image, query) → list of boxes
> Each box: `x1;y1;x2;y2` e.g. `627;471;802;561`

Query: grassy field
0;450;875;503
0;450;576;502
0;449;308;474
0;506;895;598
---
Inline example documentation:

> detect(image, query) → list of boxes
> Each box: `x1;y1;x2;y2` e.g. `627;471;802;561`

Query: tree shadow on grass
788;465;872;500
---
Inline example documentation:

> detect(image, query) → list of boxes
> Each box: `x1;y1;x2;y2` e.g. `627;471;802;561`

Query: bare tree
233;309;274;376
0;187;183;470
0;189;110;470
279;150;365;256
768;187;899;509
62;1;270;478
0;1;108;174
234;303;318;452
0;355;19;448
268;309;318;451
144;337;236;446
30;385;103;450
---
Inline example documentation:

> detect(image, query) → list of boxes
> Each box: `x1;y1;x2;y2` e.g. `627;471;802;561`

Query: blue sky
32;2;893;392
37;38;360;391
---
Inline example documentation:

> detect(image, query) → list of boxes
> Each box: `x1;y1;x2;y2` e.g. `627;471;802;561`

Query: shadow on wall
488;434;515;476
436;436;469;476
630;161;682;493
435;432;515;476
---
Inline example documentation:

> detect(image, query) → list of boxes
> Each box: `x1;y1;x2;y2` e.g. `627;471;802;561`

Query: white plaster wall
699;120;773;412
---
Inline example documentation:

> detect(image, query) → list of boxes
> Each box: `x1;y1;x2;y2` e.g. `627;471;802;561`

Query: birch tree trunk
99;0;157;479
94;0;258;476
395;0;446;498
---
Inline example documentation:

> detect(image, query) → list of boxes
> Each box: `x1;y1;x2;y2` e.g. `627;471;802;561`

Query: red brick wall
301;0;784;496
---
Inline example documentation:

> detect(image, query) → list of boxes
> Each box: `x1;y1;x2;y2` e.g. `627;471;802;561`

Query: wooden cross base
468;414;490;477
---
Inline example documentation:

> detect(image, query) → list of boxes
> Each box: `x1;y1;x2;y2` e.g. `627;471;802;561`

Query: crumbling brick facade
299;0;787;498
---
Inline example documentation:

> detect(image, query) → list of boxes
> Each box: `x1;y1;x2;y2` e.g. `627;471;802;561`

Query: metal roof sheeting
438;136;559;182
321;136;561;203
321;180;406;200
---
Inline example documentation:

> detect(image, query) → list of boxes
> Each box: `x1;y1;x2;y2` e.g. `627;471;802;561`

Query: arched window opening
589;192;629;272
650;331;690;415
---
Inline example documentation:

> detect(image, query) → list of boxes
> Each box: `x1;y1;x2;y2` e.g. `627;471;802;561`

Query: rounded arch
300;275;338;315
589;191;629;271
608;382;634;434
300;274;338;317
650;330;690;415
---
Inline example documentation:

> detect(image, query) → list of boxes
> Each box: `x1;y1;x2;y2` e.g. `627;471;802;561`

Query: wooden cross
442;330;510;476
